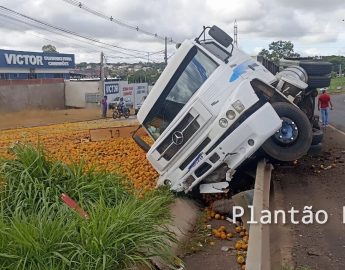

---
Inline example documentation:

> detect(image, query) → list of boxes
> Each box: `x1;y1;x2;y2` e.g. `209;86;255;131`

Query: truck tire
311;128;323;145
299;62;332;76
262;102;312;161
307;75;331;89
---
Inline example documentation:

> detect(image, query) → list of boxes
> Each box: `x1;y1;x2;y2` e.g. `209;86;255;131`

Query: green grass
0;143;178;270
329;77;345;93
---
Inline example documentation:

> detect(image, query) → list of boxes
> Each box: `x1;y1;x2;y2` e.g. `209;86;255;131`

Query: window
143;46;218;140
201;41;231;62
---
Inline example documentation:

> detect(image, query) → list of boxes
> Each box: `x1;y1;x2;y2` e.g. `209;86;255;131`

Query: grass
178;211;210;255
329;77;345;93
0;143;178;270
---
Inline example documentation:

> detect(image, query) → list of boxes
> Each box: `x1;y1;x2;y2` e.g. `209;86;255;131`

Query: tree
42;44;58;53
258;41;300;64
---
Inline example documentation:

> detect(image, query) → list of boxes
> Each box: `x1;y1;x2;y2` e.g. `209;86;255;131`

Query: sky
0;0;344;64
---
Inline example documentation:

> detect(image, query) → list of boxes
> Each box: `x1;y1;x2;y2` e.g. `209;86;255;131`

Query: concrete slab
89;125;146;141
153;198;200;269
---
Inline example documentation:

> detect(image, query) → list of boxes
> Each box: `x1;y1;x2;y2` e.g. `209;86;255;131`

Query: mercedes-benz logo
172;131;184;145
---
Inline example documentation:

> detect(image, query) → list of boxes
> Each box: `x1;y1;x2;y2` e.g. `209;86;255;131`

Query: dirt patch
274;127;345;269
182;219;242;270
0;108;133;130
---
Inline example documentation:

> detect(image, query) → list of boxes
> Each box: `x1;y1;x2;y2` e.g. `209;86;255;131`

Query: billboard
104;83;120;95
0;49;75;69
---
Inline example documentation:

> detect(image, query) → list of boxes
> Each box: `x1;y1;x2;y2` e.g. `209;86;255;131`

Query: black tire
299;62;332;76
311;128;323;145
307;75;331;89
262;102;312;161
124;109;130;119
297;95;314;120
112;111;119;119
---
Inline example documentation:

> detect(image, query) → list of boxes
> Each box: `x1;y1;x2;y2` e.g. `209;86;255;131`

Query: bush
0;144;177;270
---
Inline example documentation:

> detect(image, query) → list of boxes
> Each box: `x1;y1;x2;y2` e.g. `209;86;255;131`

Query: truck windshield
143;46;218;140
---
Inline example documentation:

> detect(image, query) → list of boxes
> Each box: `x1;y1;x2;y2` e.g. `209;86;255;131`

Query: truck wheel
262;102;312;161
299;62;332;76
124;109;130;118
307;75;331;89
112;111;119;119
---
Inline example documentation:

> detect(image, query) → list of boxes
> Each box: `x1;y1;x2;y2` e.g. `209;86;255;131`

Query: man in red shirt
318;90;333;127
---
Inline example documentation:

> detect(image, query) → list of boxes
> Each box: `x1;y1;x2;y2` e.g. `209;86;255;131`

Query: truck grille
156;113;200;161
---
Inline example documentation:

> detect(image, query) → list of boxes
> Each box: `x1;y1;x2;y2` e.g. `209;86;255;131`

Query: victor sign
0;49;75;69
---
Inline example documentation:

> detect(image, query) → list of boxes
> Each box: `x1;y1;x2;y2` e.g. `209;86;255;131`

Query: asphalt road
315;94;345;132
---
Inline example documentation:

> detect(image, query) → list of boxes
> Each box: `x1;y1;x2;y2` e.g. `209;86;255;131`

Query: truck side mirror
209;25;233;48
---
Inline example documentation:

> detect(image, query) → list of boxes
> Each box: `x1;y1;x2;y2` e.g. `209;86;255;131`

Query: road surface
328;94;345;132
275;128;345;269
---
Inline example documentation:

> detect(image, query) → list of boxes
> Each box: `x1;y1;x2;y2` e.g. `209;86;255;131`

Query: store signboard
0;49;75;69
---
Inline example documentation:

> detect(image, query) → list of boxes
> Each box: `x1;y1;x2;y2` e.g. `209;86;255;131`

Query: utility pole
99;51;104;99
164;37;168;66
339;64;342;76
234;20;238;46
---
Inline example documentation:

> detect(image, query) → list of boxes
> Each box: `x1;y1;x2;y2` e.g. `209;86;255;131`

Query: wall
64;80;100;108
0;79;65;112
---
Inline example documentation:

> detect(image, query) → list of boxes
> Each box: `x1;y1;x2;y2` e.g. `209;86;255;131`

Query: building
0;49;75;80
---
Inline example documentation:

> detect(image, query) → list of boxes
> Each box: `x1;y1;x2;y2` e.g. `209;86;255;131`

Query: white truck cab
134;26;312;193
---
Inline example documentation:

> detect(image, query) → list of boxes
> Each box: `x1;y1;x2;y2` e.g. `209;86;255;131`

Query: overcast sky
0;0;344;63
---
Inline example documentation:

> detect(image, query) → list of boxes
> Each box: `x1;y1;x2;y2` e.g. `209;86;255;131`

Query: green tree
259;41;300;64
42;44;58;53
323;55;345;74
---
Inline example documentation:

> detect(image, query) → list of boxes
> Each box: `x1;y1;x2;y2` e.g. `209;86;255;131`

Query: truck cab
135;26;313;193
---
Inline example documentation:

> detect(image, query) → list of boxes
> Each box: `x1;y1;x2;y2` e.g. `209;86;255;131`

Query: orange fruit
237;255;245;264
226;233;233;239
219;226;226;232
235;226;242;233
235;241;242;250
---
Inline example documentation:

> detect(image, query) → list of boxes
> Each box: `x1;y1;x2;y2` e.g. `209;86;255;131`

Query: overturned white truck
133;26;325;194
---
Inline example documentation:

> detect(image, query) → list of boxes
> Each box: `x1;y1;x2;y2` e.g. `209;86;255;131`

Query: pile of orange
234;226;249;268
0;120;158;193
212;225;233;240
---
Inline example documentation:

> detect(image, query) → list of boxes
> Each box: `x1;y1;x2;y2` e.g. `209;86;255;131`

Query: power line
61;0;176;44
0;12;165;64
0;12;150;61
0;6;159;56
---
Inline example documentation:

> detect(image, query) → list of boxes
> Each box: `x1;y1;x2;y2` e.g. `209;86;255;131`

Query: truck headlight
219;118;228;128
226;110;236;120
163;179;171;186
232;100;245;113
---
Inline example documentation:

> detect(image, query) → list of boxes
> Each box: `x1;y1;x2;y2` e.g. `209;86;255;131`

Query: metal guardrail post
246;159;273;270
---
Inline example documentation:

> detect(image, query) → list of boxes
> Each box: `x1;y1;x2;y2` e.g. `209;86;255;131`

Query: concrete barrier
246;159;273;270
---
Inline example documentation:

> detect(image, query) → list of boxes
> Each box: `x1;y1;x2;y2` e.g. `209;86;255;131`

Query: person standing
318;90;333;127
101;95;108;118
